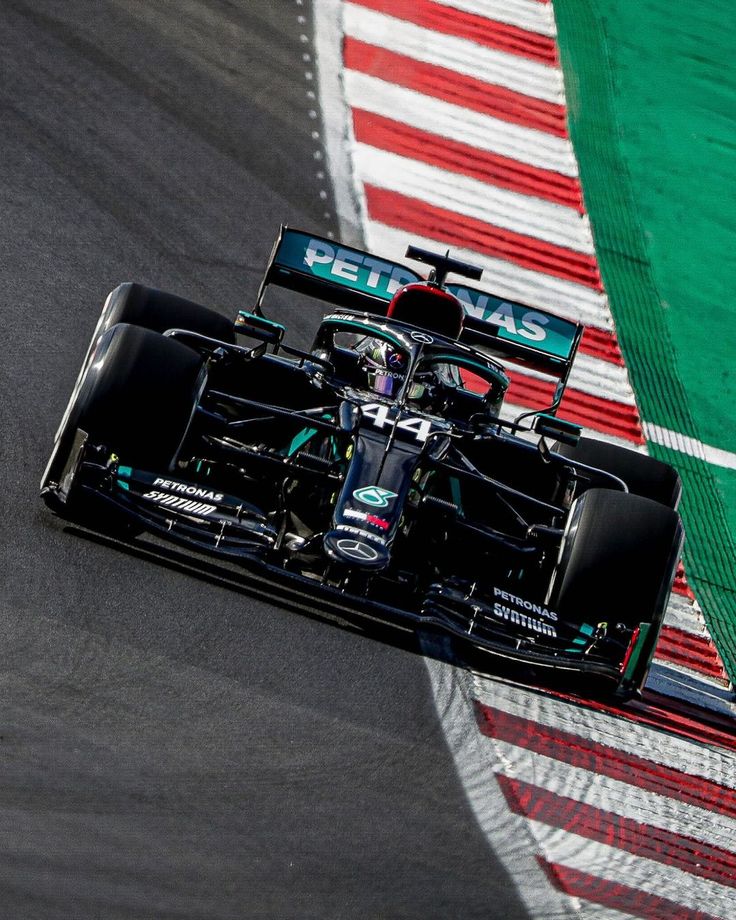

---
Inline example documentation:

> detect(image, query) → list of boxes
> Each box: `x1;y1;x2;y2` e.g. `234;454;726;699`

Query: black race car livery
41;227;685;699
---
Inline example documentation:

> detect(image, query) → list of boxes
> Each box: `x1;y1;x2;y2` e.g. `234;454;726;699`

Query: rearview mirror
532;413;581;446
234;311;285;346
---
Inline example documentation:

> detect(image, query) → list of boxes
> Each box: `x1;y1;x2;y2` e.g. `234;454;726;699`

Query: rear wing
447;283;583;377
255;225;421;313
255;226;583;383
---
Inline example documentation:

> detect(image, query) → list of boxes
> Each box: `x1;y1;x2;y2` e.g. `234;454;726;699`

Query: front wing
53;440;649;698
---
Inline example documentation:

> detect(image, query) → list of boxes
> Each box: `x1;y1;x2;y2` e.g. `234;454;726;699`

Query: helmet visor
371;371;397;396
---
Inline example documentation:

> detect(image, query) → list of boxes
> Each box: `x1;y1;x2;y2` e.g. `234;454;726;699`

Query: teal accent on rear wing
256;226;583;400
446;283;584;380
255;225;421;313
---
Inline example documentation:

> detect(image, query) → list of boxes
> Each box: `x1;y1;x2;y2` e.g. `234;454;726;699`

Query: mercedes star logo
335;539;380;562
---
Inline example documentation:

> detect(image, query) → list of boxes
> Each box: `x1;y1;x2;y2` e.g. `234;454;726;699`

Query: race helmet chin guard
387;283;465;340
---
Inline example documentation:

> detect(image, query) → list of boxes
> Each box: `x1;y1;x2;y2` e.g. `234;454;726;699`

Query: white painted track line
433;0;557;37
344;71;579;176
344;3;565;103
352;144;595;253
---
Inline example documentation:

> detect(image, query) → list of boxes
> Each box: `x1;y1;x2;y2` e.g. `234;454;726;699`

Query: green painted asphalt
555;0;736;680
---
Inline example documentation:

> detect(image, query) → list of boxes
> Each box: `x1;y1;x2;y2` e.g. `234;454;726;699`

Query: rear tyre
41;324;205;529
552;437;681;509
549;488;683;697
99;282;236;345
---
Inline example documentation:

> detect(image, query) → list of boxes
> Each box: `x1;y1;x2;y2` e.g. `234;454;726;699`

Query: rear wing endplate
256;226;583;382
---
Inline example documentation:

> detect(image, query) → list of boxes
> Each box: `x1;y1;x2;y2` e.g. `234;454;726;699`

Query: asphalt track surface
1;2;530;917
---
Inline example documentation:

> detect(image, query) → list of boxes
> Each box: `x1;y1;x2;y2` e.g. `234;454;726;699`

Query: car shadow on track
62;521;462;668
60;523;736;745
59;521;651;698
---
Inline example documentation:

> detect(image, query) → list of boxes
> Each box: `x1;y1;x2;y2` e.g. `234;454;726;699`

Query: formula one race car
41;227;684;699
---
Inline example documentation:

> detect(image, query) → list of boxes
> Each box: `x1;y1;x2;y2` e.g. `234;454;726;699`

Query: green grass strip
554;0;736;681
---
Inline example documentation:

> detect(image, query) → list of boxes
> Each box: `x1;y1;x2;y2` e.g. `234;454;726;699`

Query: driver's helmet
361;340;407;397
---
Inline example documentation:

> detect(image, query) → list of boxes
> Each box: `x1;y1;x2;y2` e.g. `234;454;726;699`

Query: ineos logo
335;539;379;562
410;331;434;344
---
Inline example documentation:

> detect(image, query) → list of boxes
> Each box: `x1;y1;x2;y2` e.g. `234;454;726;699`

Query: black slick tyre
550;488;684;696
552;437;681;509
99;282;236;345
51;285;232;449
41;324;205;526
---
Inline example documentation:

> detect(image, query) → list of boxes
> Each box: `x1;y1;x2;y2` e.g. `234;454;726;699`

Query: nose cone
323;529;389;570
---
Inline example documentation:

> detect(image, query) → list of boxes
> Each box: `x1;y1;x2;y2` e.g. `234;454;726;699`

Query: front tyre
41;324;205;526
549;488;684;698
53;284;234;447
